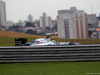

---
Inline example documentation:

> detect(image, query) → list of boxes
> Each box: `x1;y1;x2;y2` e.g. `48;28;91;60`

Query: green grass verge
0;62;100;75
0;37;15;46
1;37;100;46
0;37;36;46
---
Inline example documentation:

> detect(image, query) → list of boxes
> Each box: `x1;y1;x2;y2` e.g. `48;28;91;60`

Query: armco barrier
0;45;100;63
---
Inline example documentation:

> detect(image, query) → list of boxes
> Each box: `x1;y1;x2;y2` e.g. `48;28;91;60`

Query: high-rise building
48;16;53;29
27;14;33;22
40;13;53;29
0;0;6;26
87;14;97;25
42;13;48;28
40;13;47;29
40;16;43;28
57;7;88;39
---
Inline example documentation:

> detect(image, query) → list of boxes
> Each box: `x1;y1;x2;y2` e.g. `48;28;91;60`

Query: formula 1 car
25;36;56;46
15;37;80;46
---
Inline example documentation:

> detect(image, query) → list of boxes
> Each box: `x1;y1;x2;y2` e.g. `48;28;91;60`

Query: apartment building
57;7;88;39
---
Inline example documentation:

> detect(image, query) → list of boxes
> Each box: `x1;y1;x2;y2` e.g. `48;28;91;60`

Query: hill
0;30;46;46
0;30;58;38
0;30;58;46
0;30;45;38
1;30;100;46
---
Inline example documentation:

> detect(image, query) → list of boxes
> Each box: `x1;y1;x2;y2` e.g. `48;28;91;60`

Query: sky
3;0;100;22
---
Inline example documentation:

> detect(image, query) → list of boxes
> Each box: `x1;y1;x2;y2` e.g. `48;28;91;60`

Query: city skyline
3;0;100;22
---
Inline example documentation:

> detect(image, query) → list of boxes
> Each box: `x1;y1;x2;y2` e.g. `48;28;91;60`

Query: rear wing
15;38;27;46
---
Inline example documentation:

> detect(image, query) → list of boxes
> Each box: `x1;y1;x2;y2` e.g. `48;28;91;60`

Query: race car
25;37;56;46
15;36;80;46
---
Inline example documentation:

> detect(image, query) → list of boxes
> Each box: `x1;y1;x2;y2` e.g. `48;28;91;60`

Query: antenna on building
91;5;93;14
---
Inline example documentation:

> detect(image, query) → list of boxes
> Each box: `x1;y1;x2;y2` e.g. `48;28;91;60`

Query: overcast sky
3;0;100;22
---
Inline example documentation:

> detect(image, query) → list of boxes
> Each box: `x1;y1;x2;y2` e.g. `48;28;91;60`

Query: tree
25;22;35;27
25;29;37;35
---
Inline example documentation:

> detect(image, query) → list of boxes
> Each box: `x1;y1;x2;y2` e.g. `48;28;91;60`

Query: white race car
26;37;56;46
15;37;80;46
26;38;80;46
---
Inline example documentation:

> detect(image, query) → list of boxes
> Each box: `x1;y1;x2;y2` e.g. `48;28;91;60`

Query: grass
1;30;100;46
54;38;100;44
1;37;100;46
0;30;45;38
0;31;100;75
0;37;36;46
0;62;100;75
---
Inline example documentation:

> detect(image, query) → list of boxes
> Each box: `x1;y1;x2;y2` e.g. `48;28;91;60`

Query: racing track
0;45;100;63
